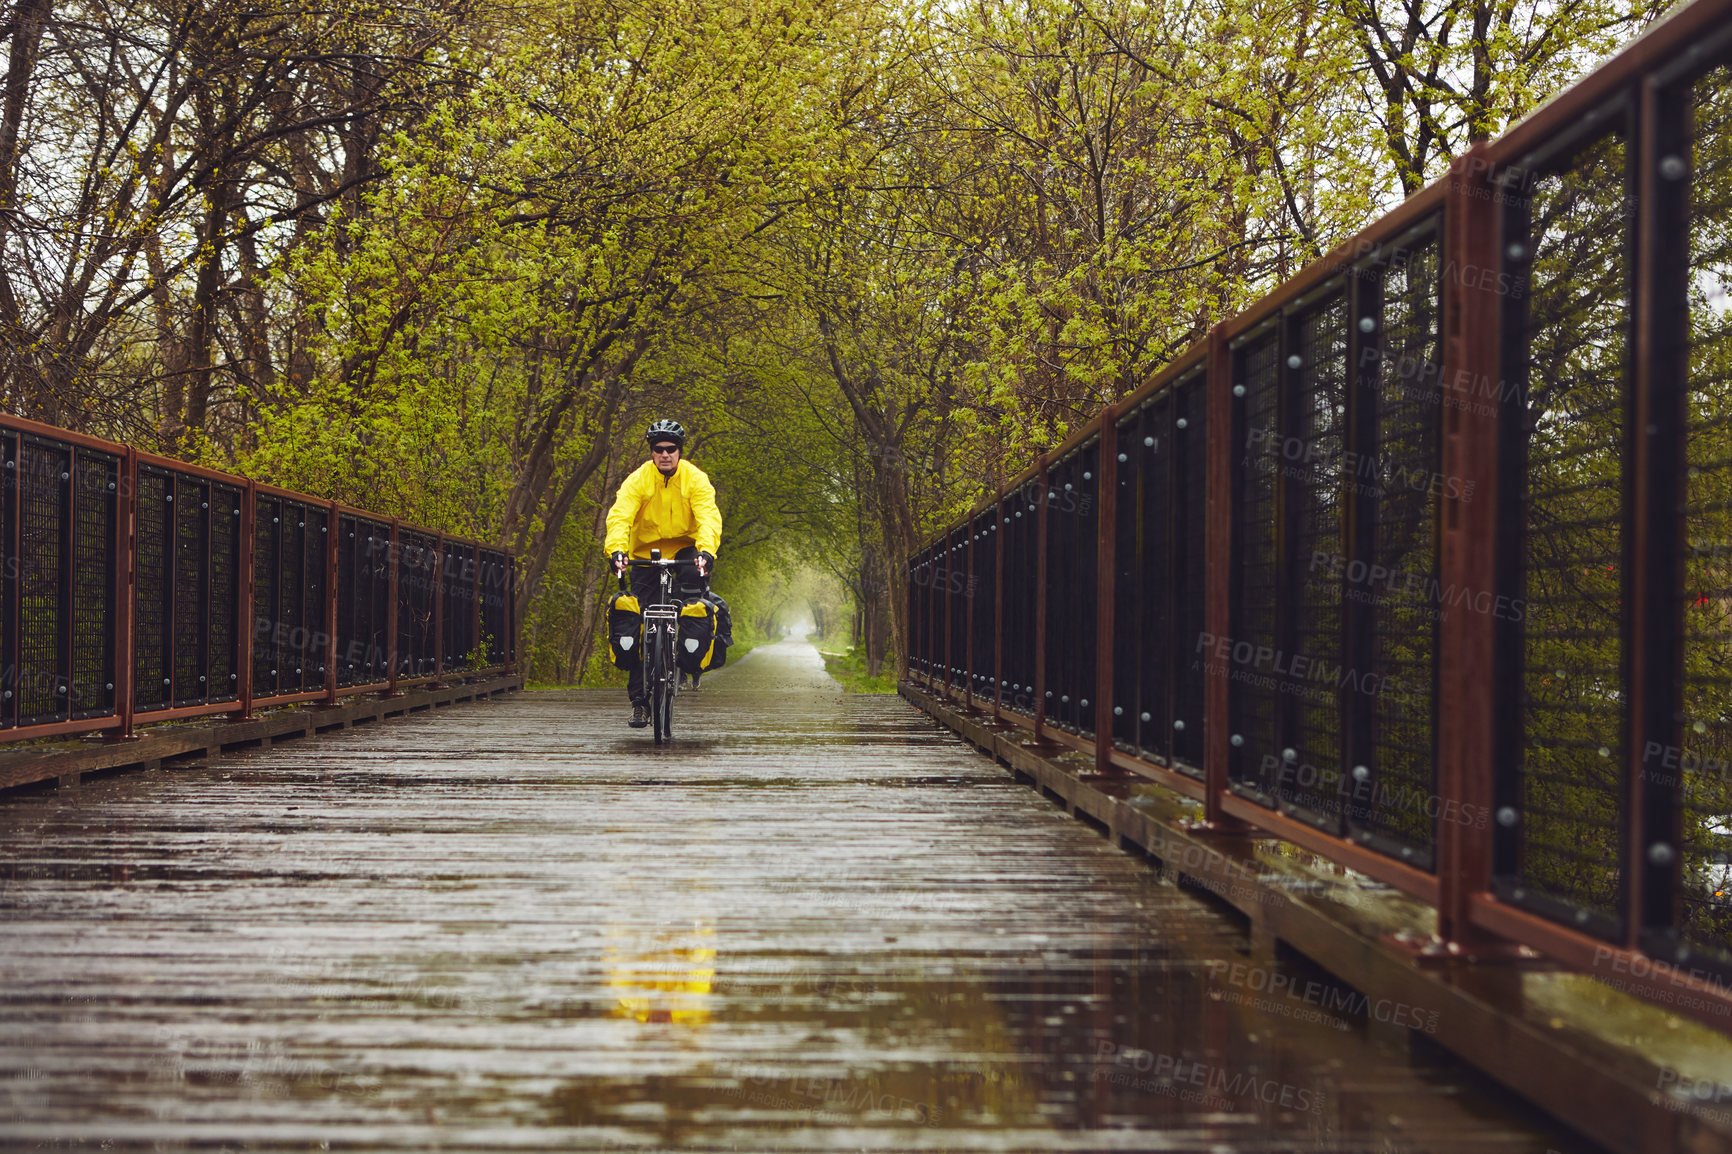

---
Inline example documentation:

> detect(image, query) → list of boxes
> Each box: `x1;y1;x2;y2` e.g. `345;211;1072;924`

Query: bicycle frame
624;554;704;743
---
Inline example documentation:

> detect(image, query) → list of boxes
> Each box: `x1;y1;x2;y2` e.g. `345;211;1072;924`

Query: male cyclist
604;419;722;728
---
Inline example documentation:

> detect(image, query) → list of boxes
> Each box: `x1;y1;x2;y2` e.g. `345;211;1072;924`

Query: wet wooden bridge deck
0;637;1593;1152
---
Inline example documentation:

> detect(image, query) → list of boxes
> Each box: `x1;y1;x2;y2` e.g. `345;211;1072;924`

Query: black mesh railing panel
969;509;997;699
1134;401;1173;759
442;544;477;671
207;484;241;703
948;529;969;689
1111;406;1144;752
1001;480;1039;715
134;469;172;712
279;507;305;692
1044;460;1074;730
17;439;67;726
172;478;208;708
1231;333;1282;796
253;498;281;697
365;522;390;682
1173;371;1208;774
304;507;329;688
400;532;438;677
481;548;508;667
1042;450;1099;735
70;452;117;719
1498;128;1630;937
0;434;15;729
1354;239;1444;863
1283;294;1349;830
337;518;358;686
1678;63;1732;963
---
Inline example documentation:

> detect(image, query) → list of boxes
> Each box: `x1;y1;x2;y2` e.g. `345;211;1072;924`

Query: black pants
627;546;709;704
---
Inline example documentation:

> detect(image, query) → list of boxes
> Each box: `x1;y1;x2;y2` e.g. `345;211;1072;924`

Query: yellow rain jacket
604;458;723;559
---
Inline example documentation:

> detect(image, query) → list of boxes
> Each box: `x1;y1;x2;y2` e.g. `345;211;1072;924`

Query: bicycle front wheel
652;630;675;744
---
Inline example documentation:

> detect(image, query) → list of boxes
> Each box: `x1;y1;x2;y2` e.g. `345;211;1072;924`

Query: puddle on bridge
0;637;1601;1152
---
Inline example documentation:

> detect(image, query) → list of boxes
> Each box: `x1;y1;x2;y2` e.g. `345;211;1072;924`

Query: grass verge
817;646;898;693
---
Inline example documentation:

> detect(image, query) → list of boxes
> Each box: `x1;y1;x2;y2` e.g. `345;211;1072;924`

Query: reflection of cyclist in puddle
604;420;722;728
604;924;716;1026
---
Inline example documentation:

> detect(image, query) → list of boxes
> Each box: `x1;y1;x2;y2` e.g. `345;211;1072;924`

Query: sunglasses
651;444;680;454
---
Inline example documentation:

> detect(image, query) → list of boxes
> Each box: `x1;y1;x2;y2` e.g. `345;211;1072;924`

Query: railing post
433;534;446;683
236;482;255;719
386;518;400;695
1436;144;1504;948
1203;323;1237;827
1033;453;1051;742
472;545;482;672
992;486;1004;722
941;531;953;697
324;500;339;705
115;448;136;739
964;520;975;710
1095;407;1118;774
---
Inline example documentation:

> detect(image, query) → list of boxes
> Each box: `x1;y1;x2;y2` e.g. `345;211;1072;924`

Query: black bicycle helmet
645;419;687;447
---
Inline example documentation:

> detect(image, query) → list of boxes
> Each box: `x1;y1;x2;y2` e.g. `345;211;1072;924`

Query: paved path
0;636;1594;1151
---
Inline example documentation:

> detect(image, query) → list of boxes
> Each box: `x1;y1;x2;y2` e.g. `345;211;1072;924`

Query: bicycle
623;552;704;744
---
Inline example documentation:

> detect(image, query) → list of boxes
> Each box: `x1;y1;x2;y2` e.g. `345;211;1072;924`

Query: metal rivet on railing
1063;483;1072;492
1232;384;1246;397
1117;453;1127;463
166;494;173;502
1175;419;1187;430
1045;691;1053;698
198;675;205;682
1400;846;1413;858
1141;712;1151;723
1649;842;1676;866
1230;734;1244;747
55;685;64;694
1173;719;1184;731
1506;242;1526;261
1113;706;1123;716
162;678;170;685
106;683;113;691
1496;806;1518;827
232;508;240;515
1286;355;1302;370
1282;748;1297;761
108;482;116;491
1144;436;1154;447
1358;316;1376;333
1015;511;1022;518
1597;746;1610;758
1080;699;1088;708
230;674;236;680
1352;764;1369;781
1660;154;1686;180
1575;909;1590;924
59;471;68;481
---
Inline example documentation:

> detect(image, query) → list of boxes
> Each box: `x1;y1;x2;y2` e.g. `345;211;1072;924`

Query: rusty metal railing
908;0;1732;1033
0;413;516;743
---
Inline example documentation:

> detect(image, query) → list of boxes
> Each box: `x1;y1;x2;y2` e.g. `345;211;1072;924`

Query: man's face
651;442;681;474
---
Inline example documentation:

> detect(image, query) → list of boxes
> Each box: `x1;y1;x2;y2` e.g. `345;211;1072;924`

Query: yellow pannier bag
607;591;643;670
676;599;718;674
